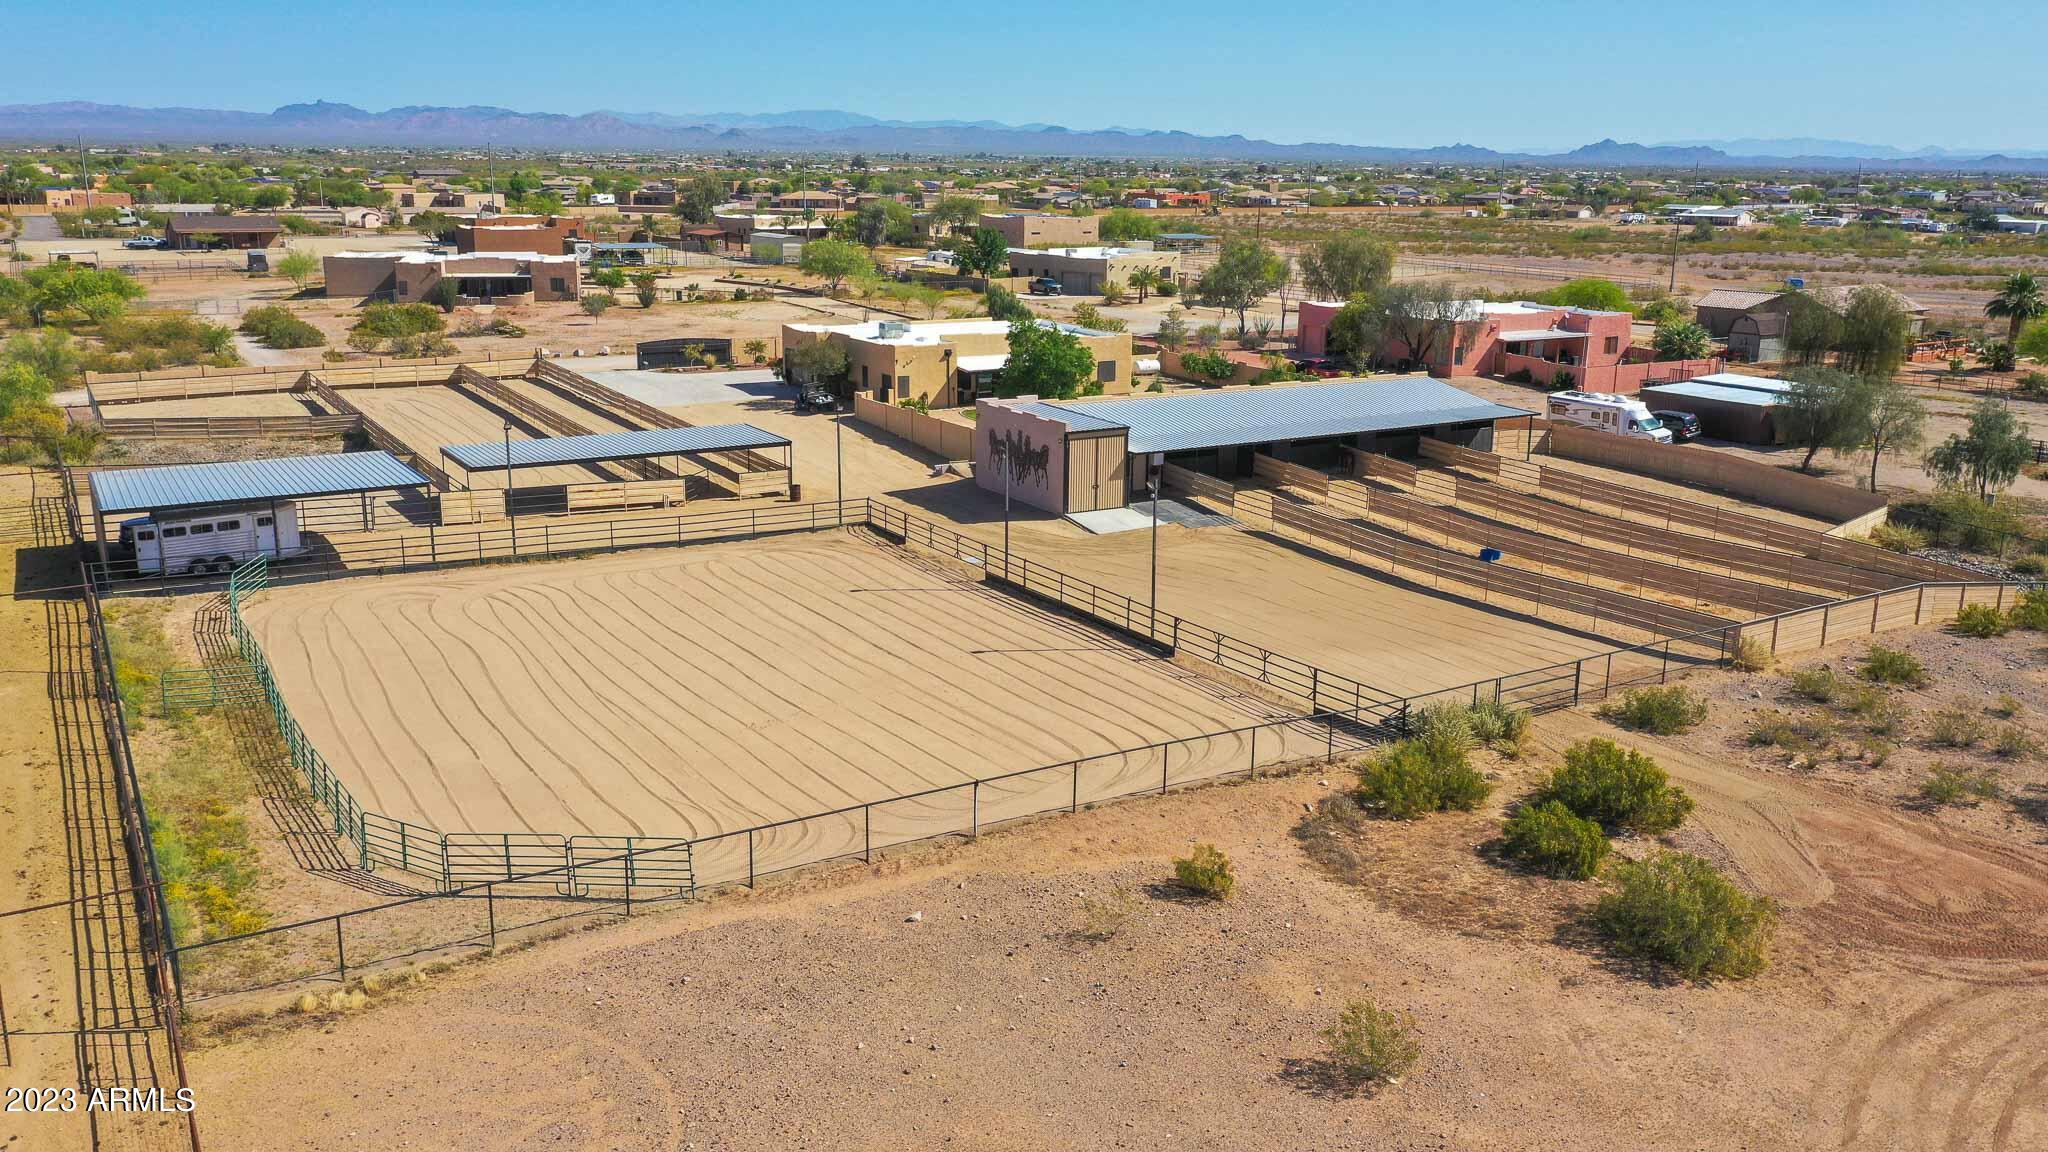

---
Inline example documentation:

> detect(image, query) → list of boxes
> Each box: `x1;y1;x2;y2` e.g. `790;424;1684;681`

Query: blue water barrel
1479;547;1503;563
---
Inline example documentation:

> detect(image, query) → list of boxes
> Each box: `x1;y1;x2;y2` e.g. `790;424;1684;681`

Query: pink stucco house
1296;299;1722;394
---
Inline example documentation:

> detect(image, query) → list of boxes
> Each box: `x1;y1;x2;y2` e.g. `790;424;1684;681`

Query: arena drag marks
240;530;1329;867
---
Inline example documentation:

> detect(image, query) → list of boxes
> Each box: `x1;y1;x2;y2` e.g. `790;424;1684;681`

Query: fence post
486;883;497;951
335;918;347;987
971;780;980;839
1071;762;1080;813
864;806;872;863
747;829;756;888
1249;726;1258;778
1161;744;1170;795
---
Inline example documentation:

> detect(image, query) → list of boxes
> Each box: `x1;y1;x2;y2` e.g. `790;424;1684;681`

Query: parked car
796;383;841;414
121;235;163;250
1617;212;1649;225
1027;276;1062;296
1287;356;1345;378
1650;410;1701;442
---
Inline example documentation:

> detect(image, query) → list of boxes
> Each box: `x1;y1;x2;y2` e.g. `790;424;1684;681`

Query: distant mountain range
3;101;2046;171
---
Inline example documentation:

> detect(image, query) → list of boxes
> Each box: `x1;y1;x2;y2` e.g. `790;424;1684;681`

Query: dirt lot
1003;516;1616;695
181;662;2048;1150
239;530;1305;846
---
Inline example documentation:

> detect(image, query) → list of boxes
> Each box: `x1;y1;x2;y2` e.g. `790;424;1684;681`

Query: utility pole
79;136;90;212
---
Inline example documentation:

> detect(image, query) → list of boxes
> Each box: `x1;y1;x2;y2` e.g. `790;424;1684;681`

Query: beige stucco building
781;318;1135;408
1006;246;1180;297
323;250;581;304
979;212;1100;248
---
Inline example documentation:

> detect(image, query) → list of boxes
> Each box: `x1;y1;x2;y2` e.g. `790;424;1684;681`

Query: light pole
503;422;516;552
835;404;844;523
1000;437;1012;582
1148;465;1160;640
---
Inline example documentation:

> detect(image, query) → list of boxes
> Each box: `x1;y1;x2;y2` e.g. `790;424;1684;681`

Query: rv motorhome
118;503;305;577
1546;390;1674;443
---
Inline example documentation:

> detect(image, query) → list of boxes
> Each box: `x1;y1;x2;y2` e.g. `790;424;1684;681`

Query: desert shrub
1178;349;1237;381
1594;851;1776;980
1598;685;1707;735
1321;1000;1420;1090
1501;800;1610;880
238;304;325;349
2011;556;2045;577
1840;683;1890;718
1863;740;1895;767
1409;702;1474;759
1993;724;2038;760
1535;738;1695;833
1466;698;1531;749
1859;646;1929;687
1727;637;1773;673
1952;604;2009;638
1929;708;1986;747
2011;588;2048;631
347;302;445;354
1077;886;1139;940
1866;523;1929;553
1746;710;1838;751
1356;738;1492;820
1173;843;1235;900
1991;693;2024;719
1788;666;1841;704
1919;765;2004;805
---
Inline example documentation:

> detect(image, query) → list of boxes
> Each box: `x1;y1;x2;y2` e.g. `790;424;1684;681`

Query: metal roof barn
1640;382;1783;444
88;451;429;516
1036;377;1531;454
440;425;791;472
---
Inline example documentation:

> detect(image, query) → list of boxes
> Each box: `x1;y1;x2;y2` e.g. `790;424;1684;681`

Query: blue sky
6;0;2041;152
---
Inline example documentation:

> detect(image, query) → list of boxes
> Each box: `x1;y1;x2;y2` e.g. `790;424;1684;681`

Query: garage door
1065;434;1125;513
1061;271;1090;295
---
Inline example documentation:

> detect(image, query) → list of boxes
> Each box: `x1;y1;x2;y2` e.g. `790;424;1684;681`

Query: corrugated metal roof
1690;372;1793;394
1693;289;1781;311
1641;382;1783;407
90;451;429;516
1014;401;1124;432
1038;377;1532;454
440;425;790;472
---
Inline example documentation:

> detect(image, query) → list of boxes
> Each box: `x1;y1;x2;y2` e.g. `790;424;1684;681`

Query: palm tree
1129;267;1159;303
1985;272;2046;346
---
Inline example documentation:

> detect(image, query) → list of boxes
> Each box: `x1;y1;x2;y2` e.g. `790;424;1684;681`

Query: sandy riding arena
241;531;1313;848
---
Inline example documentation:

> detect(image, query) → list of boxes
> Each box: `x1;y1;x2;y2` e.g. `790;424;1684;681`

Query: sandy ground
180;687;2048;1151
240;531;1306;846
0;475;91;1152
1002;518;1615;695
348;383;641;488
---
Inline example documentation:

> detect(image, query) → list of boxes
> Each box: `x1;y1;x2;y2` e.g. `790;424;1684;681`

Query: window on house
1097;360;1116;382
1603;336;1619;355
397;282;409;296
550;278;566;293
1454;346;1465;365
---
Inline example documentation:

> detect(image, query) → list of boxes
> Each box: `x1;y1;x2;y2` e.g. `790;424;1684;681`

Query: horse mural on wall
987;428;1051;491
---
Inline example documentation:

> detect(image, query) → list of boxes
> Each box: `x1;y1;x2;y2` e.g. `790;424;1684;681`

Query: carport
438;424;793;493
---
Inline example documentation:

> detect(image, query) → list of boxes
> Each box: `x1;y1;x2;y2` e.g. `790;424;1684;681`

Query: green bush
1788;666;1841;704
1929;708;1986;747
1356;738;1492;820
1866;523;1929;553
1952;604;2009;638
347;302;446;353
1919;765;2004;805
1501;799;1610;879
1746;709;1837;751
1178;349;1237;381
1409;702;1473;758
238;304;325;349
1727;637;1773;672
2011;588;2048;631
1598;685;1707;735
1173;843;1235;899
1321;1000;1420;1090
2010;556;2045;577
1993;724;2038;760
1859;646;1929;686
1466;697;1531;749
1593;851;1776;980
1534;738;1695;834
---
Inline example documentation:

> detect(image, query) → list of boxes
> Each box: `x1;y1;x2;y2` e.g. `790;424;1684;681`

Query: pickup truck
122;236;164;250
1026;277;1062;296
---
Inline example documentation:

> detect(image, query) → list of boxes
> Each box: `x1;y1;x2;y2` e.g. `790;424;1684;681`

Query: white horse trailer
1546;390;1673;444
120;502;305;577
